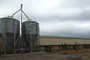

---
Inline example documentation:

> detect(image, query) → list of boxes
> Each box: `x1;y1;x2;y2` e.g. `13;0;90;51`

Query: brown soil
0;51;90;60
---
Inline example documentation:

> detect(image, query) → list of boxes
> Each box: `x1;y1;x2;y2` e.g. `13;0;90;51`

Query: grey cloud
0;0;90;38
36;9;90;22
66;10;90;20
62;0;90;8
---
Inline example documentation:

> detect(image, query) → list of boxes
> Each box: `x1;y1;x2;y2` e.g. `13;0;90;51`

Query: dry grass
40;37;90;45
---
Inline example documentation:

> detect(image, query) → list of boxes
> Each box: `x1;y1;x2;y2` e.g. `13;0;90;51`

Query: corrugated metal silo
0;17;20;53
22;21;39;52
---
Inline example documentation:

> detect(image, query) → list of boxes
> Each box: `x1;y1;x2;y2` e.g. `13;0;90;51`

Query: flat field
40;37;90;45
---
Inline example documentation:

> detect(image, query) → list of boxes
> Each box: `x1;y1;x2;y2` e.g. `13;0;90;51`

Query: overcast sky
0;0;90;38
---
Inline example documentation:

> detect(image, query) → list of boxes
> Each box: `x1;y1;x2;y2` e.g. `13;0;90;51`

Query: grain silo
0;17;20;54
22;21;39;52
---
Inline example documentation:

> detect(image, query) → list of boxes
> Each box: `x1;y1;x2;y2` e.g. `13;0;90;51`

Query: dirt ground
0;51;90;60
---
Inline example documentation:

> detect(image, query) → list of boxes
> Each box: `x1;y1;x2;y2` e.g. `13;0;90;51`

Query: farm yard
0;0;90;60
0;36;90;60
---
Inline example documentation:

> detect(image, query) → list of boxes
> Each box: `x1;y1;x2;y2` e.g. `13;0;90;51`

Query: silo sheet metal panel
0;19;5;33
22;21;39;52
0;18;20;33
27;23;37;34
0;20;2;33
0;17;20;54
22;21;39;35
6;19;14;33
